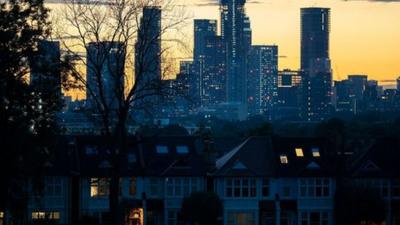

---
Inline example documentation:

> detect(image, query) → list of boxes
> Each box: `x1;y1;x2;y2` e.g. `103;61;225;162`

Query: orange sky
184;0;400;84
48;0;400;91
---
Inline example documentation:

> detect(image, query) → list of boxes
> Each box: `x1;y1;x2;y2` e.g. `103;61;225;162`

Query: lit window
312;148;321;157
156;145;168;154
176;145;189;154
90;178;110;197
32;211;60;220
295;148;304;157
280;155;288;164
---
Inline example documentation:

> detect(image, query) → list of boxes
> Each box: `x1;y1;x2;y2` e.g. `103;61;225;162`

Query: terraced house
4;136;400;225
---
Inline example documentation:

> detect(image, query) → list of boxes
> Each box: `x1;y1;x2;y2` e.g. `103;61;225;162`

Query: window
300;212;329;225
149;178;161;197
262;179;270;197
280;155;288;164
0;212;3;225
295;148;304;157
129;177;136;196
227;212;255;225
299;178;330;197
225;178;257;198
90;178;110;197
176;145;189;154
156;145;168;154
45;177;62;197
85;146;98;155
166;177;201;197
32;211;60;220
312;148;320;157
167;210;179;225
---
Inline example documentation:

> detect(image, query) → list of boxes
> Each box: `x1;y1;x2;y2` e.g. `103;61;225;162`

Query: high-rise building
221;0;251;105
247;45;278;117
275;70;302;120
348;75;368;101
200;35;226;106
134;6;162;110
300;7;332;121
86;42;125;111
334;80;354;113
193;20;219;107
30;40;62;99
194;20;217;61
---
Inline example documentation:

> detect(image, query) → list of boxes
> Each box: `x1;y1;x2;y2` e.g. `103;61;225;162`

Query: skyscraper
86;42;125;111
135;6;162;110
221;0;251;105
194;20;217;61
300;7;332;121
247;45;278;117
30;40;62;99
193;20;219;107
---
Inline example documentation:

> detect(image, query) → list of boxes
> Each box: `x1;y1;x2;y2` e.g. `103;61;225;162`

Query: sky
48;0;400;86
182;0;400;83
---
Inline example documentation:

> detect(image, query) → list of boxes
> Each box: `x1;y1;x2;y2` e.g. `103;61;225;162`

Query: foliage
180;192;223;225
0;0;60;222
335;184;386;225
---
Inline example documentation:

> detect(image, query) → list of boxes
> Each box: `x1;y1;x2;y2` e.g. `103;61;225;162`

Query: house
214;136;336;225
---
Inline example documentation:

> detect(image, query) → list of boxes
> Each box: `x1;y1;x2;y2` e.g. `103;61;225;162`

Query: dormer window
176;145;189;154
280;155;288;164
295;148;304;157
312;148;320;157
156;145;168;154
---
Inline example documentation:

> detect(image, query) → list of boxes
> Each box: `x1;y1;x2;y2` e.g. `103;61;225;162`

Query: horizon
48;0;400;87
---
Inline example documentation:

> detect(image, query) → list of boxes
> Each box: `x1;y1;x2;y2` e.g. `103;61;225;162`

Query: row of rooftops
44;135;400;179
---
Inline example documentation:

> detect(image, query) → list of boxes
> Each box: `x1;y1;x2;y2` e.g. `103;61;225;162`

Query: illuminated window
32;211;60;220
312;148;321;157
0;211;3;225
295;148;304;157
128;208;143;225
280;155;288;164
90;178;110;197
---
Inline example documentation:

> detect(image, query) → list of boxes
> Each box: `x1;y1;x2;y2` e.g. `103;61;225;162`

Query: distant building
193;19;219;107
86;41;125;111
247;45;278;118
334;79;354;113
348;75;368;102
300;8;332;121
30;40;62;99
134;6;162;116
275;70;302;120
397;76;400;93
221;0;251;105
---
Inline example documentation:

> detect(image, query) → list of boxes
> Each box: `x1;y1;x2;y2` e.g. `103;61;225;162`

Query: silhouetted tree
0;0;63;223
54;0;190;223
335;184;386;225
180;192;223;225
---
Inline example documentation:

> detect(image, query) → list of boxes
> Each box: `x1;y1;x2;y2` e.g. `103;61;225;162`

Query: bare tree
53;0;190;223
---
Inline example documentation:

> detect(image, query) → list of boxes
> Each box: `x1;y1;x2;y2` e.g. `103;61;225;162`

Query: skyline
183;0;400;85
46;0;400;87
